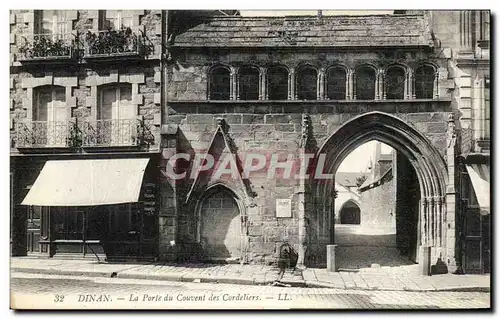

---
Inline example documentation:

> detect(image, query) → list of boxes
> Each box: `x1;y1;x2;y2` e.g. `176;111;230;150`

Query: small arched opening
339;200;361;224
296;65;318;100
355;65;377;100
209;65;231;100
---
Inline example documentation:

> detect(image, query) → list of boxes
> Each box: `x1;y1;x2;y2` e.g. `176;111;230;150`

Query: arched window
355;66;376;100
296;65;317;100
209;66;231;100
385;65;406;100
326;66;347;100
415;65;435;99
267;66;288;100
339;200;361;225
238;66;260;100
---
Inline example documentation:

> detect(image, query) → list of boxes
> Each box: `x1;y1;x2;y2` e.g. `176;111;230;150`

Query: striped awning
466;163;490;215
21;158;149;206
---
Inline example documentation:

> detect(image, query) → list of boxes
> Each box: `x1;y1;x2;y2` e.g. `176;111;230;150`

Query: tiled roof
172;14;432;47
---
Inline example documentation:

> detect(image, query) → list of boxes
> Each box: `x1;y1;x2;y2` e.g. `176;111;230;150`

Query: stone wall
164;99;450;265
359;174;396;229
164;44;451;264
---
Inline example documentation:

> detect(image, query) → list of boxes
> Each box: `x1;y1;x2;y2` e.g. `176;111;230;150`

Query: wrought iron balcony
82;119;139;147
15;121;72;148
82;28;144;60
17;33;75;62
14;119;155;149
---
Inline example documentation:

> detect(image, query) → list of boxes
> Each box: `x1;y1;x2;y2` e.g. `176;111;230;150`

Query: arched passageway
339;200;361;225
307;112;448;272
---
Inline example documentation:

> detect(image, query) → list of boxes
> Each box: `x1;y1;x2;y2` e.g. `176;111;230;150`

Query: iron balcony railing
82;119;138;147
16;121;71;148
82;28;143;59
14;119;154;149
17;33;75;61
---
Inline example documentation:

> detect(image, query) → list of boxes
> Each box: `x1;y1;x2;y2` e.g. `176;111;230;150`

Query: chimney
317;10;323;19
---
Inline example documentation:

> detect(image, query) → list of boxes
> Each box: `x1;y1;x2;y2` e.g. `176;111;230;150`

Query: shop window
238;66;260;100
385;66;406;100
52;207;84;241
326;66;347;100
296;65;318;100
105;203;142;242
209;66;231;100
414;65;435;99
267;66;288;100
355;66;376;100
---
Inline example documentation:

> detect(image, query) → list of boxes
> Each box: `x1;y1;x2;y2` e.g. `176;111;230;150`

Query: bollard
419;246;432;276
327;244;337;272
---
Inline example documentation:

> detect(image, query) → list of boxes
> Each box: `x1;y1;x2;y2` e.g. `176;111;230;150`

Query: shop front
20;157;159;261
459;154;490;274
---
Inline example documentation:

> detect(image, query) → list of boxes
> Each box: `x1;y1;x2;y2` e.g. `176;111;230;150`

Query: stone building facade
10;10;490;274
9;10;164;260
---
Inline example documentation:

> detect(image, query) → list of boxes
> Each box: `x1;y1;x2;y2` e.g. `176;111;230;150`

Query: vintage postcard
9;9;490;310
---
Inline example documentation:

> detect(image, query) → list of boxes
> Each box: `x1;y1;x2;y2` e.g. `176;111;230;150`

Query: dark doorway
339;201;361;224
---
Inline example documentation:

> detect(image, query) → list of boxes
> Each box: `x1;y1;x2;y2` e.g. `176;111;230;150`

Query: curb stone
10;267;490;292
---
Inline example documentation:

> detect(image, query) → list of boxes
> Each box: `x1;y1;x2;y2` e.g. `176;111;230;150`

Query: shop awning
466;163;490;215
21;158;150;206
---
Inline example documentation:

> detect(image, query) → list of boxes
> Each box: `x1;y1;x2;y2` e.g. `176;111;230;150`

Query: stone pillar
433;70;440;99
405;69;414;100
230;67;238;100
347;69;354;100
296;186;308;269
420;245;432;276
259;67;266;100
430;197;435;247
289;69;296;100
412;70;417;99
376;69;384;100
422;197;429;245
351;70;357;100
318;69;325;100
296;114;310;269
158;126;179;262
327;244;337;272
445;113;458;272
460;10;475;51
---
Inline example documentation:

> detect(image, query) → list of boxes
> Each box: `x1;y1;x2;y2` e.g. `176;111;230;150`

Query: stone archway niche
308;112;448;273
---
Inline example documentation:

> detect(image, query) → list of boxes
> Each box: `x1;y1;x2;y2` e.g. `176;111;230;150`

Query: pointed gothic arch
194;183;248;263
308;111;448;269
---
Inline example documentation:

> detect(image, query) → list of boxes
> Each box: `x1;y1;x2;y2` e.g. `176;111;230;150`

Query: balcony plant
84;27;139;56
18;35;72;59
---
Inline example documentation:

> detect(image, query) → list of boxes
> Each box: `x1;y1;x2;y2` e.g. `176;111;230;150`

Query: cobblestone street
10;272;490;310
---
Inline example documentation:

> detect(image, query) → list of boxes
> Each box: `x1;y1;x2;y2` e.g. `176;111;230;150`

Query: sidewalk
10;257;490;292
